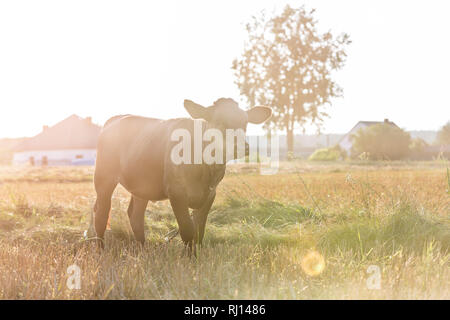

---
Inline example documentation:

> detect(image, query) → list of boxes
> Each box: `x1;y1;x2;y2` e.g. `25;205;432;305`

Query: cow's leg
169;193;196;256
93;134;120;247
94;179;117;246
127;195;148;244
193;191;216;246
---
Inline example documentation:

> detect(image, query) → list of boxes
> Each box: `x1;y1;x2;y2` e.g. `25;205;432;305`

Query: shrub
308;147;342;161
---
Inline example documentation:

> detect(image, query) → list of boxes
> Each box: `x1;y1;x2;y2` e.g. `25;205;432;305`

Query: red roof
14;115;101;151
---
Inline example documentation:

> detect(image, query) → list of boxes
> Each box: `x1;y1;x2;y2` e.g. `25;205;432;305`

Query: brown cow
91;98;271;254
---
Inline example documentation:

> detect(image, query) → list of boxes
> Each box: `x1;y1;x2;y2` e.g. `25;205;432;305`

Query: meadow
0;161;448;299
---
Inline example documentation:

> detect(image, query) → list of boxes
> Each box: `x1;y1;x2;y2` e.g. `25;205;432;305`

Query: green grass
319;203;449;257
0;164;448;299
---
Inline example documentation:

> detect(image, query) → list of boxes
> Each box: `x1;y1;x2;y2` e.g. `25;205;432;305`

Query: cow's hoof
95;237;105;250
185;244;197;259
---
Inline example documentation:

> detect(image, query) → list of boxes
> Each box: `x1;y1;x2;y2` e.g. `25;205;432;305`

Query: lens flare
301;251;325;277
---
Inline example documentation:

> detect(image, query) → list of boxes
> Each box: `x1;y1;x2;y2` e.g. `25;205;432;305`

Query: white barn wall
13;149;96;165
338;123;369;155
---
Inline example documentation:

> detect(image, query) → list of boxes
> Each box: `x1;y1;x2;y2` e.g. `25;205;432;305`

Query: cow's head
184;98;272;160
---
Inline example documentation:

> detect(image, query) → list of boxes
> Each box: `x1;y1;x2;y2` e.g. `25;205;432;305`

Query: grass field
0;161;448;299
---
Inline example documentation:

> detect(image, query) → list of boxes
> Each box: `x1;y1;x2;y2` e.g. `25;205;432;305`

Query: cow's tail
84;198;111;239
84;199;97;239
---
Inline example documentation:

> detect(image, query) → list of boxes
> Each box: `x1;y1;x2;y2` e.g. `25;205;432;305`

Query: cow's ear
247;106;272;124
184;100;211;121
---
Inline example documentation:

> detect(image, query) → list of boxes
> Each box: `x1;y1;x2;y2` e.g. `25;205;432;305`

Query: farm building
338;119;399;155
12;115;101;166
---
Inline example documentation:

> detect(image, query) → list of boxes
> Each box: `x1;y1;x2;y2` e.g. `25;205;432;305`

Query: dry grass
0;161;448;299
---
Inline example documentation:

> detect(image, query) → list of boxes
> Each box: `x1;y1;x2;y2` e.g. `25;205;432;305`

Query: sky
0;0;449;138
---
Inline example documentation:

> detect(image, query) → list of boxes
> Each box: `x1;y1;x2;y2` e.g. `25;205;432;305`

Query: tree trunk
286;128;294;159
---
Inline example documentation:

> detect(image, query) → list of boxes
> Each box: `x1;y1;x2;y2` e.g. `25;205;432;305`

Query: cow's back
95;115;189;201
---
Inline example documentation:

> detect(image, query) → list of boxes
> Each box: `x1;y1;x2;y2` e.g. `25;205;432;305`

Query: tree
232;5;350;154
351;124;411;160
410;137;428;153
436;121;450;145
409;137;429;160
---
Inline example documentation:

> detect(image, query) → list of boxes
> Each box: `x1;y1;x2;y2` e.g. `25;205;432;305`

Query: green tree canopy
351;124;411;160
437;121;450;145
232;5;350;154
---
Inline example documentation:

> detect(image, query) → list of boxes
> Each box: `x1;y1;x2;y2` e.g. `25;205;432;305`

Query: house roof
338;119;399;146
14;115;101;152
351;120;399;131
